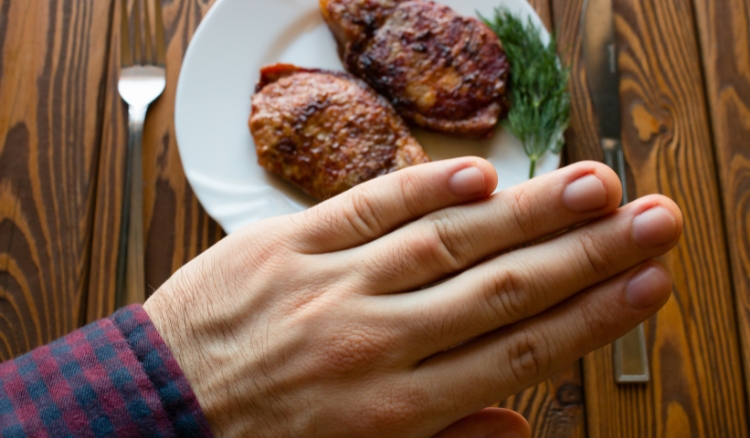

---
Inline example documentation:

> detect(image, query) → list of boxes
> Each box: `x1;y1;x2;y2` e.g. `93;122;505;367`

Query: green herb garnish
481;9;571;178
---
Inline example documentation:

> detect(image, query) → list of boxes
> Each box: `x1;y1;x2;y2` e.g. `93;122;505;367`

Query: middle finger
341;161;622;294
387;194;682;357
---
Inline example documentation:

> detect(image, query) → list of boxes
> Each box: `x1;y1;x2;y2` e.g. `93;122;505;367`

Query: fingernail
449;167;486;196
562;174;606;212
625;266;671;309
632;207;677;248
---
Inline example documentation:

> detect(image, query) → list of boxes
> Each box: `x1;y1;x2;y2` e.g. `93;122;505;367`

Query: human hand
144;158;682;438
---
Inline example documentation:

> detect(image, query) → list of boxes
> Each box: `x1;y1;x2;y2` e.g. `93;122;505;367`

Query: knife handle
602;139;650;383
602;139;629;206
614;324;650;383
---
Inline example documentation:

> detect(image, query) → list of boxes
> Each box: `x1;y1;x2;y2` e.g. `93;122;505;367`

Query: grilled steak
321;0;510;139
249;63;430;200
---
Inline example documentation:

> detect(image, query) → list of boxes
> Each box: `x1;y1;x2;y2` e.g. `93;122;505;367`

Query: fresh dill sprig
481;8;571;178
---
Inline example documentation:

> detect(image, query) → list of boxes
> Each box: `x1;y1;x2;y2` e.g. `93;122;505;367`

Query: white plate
175;0;560;233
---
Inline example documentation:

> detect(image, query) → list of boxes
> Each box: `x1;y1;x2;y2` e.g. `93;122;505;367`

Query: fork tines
120;0;166;68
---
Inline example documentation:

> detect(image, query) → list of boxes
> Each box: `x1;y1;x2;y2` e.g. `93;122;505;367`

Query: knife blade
582;0;620;140
581;0;649;383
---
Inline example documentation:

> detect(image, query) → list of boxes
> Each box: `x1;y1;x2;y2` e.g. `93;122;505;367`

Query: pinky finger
416;261;672;414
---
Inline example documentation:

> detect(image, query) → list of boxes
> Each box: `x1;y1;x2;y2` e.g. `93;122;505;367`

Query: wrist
143;273;253;436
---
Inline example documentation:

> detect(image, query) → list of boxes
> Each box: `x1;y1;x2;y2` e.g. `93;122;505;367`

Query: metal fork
116;0;166;307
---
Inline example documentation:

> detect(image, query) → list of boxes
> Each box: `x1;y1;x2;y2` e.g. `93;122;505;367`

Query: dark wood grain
552;0;602;165
86;0;124;322
692;0;750;411
551;0;750;435
86;0;224;321
500;366;586;438
0;0;114;358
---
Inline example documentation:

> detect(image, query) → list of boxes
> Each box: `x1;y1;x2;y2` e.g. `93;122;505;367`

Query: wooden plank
492;2;587;437
0;0;114;359
86;0;224;322
141;0;224;294
86;0;124;322
552;0;749;435
499;366;586;438
528;0;553;31
691;0;750;411
553;0;604;165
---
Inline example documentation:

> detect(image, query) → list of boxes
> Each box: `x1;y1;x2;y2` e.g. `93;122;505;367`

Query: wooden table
1;0;748;436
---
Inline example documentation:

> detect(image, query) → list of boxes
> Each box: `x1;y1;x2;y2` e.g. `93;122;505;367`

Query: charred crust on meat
321;0;511;139
250;63;430;200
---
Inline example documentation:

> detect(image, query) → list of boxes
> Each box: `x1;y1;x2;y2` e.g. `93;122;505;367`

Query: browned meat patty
249;63;430;200
321;0;510;139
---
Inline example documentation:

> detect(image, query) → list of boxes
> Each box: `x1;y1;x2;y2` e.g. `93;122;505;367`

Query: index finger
291;158;498;253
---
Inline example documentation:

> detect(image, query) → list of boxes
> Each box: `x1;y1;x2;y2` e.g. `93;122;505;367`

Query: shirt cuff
0;304;214;437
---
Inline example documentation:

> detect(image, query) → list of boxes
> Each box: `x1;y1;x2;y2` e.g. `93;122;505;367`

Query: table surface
1;0;749;436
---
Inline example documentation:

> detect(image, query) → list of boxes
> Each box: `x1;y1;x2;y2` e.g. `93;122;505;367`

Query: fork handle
116;105;148;308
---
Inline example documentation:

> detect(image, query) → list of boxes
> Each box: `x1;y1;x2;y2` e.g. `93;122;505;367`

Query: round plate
175;0;560;233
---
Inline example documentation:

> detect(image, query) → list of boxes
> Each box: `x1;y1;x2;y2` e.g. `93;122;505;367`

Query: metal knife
582;0;650;383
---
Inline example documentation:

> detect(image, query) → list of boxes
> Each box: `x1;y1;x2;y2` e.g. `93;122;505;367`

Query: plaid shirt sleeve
0;305;214;438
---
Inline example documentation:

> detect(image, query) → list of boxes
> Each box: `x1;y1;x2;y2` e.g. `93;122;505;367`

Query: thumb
431;408;531;438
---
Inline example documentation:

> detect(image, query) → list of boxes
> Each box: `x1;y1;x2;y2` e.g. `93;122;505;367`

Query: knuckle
346;188;386;240
576;229;612;278
506;189;541;237
396;170;424;219
507;329;552;384
299;201;342;243
578;296;613;345
363;235;423;284
361;212;474;287
485;268;529;322
425;213;470;272
290;209;320;239
303;198;337;226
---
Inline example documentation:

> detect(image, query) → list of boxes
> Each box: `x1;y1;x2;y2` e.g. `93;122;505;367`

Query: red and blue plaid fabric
0;305;213;438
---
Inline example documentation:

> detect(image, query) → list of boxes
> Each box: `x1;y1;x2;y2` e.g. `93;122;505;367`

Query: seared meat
321;0;510;139
249;63;430;200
